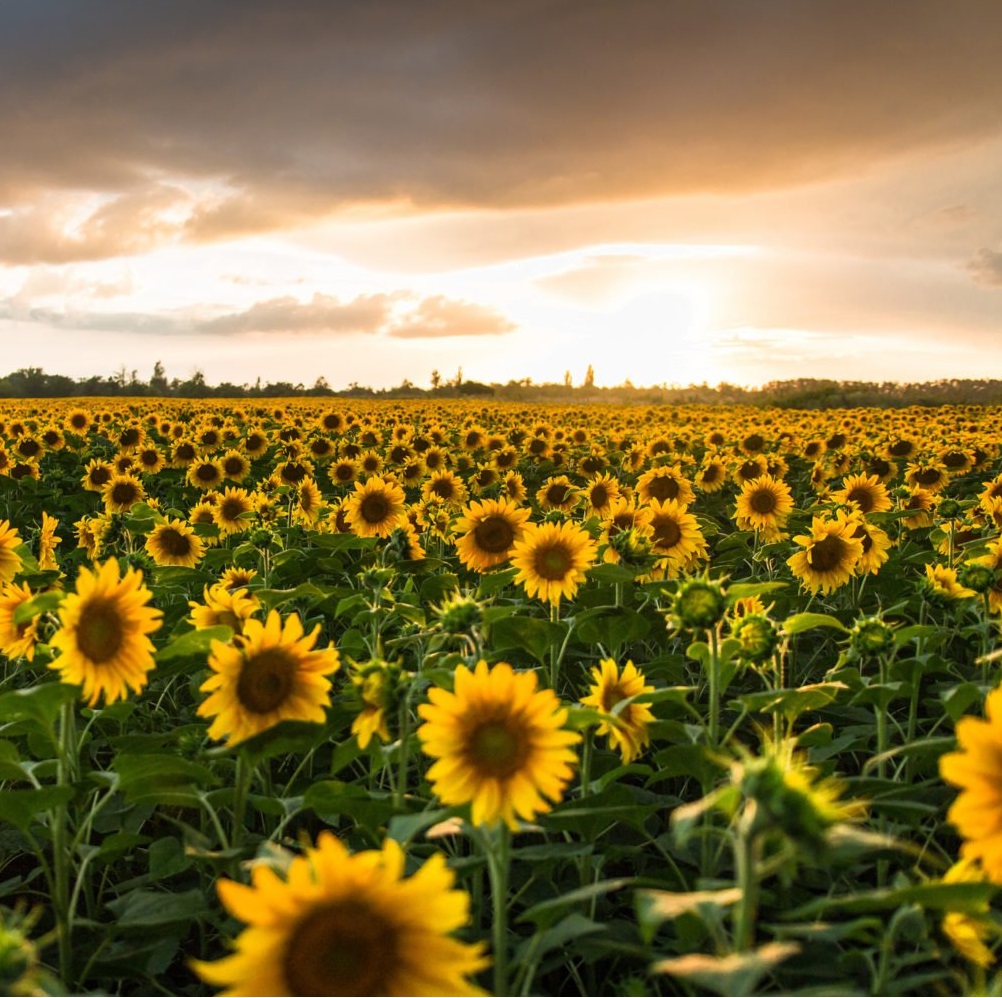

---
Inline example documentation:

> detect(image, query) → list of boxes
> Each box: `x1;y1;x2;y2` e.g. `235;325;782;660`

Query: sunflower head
669;577;728;631
418;660;581;829
847;615;896;658
580;658;654;764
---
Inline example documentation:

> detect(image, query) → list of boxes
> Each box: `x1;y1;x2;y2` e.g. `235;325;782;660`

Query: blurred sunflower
417;659;580;829
536;475;579;513
188;459;225;491
38;512;61;572
0;520;24;583
422;470;469;507
831;473;892;515
454;498;531;573
0;581;40;661
511;520;597;607
191;832;487;996
941;688;1002;882
940;859;997;968
48;558;162;706
924;563;976;601
189;583;260;634
637;466;695;507
198;609;340;746
212;487;254;535
850;517;893;575
580;658;654;764
787;513;863;595
145;519;205;568
103;473;146;514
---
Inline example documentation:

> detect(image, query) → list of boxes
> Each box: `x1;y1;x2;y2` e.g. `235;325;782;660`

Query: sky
1;0;1001;390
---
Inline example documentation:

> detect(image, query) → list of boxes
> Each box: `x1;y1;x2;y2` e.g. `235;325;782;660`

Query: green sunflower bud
671;578;727;630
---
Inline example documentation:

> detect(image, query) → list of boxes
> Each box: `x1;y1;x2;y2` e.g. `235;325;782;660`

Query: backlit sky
2;1;1002;390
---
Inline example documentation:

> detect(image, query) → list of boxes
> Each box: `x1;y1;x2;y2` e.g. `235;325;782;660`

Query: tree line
3;364;1002;408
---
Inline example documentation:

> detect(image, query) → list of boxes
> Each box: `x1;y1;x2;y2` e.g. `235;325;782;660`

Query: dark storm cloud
2;0;1001;260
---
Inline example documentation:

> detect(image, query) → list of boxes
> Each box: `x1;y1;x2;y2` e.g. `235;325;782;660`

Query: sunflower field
1;398;1001;996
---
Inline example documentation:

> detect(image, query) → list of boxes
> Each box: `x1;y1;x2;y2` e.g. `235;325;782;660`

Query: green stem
394;694;411;811
579;728;593;799
53;700;77;987
549;601;560;691
707;627;721;748
733;803;760;953
232;752;255;850
485;824;511;998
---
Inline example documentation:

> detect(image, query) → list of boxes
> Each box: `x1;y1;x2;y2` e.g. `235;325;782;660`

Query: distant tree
564;370;572;387
150;360;168;394
430;369;442;390
583;364;595;388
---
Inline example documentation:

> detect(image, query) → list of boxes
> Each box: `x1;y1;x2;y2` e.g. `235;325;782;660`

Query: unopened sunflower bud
938;498;963;520
671;578;727;630
849;615;895;656
434;592;484;634
959;562;996;596
249;527;275;549
732;613;778;664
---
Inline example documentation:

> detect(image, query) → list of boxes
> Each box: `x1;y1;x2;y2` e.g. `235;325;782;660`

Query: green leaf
155;626;232;663
12;590;64;624
114;753;218;803
519;878;632;928
782;612;848;635
515;912;604;961
106;888;209;928
0;786;74;833
490;616;566;665
727;581;788;601
788;880;997;918
585;563;636;585
0;682;77;729
476;567;517;597
652;942;801;997
733;683;847;724
304;781;399;833
386;808;454;846
636;887;742;943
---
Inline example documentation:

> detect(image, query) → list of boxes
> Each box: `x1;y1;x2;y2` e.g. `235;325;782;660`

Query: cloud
0;289;517;340
2;0;1002;260
966;248;1002;287
386;295;516;338
196;292;398;336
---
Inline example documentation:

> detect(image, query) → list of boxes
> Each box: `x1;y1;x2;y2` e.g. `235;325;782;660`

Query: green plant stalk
549;601;560;691
707;626;721;748
733;802;760;953
53;699;76;987
394;695;411;811
484;823;511;998
875;654;890;888
231;751;256;849
579;728;593;799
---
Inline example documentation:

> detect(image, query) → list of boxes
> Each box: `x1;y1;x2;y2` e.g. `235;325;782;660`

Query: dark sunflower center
533;542;574;580
473;516;515;554
220;499;246;522
111;482;140;505
749;488;778;515
236;648;297;714
175;443;196;461
283;463;308;483
120;428;140;447
159;528;192;557
647;477;680;501
224;457;245;475
546;484;570;505
89;466;112;487
468;717;530;778
528;438;548;455
359;494;390;524
590;485;609;508
600;682;629;713
942;451;968;469
652;518;682;549
868;458;891;478
847;487;874;512
71;415;88;429
18;439;41;458
283;899;396;997
888;440;913;457
701;466;721;483
431;479;456;499
246;434;265;451
743;433;765;453
852;525;873;554
76;598;124;663
334;464;354;481
581;456;603;474
737;461;761;481
807;534;848;572
913;468;942;486
195;464;218;482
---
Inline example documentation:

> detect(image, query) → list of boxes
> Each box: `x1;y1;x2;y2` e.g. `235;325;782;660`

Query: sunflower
103;473;146;514
417;659;580;829
454;498;531;573
940;859;997;968
924;563;976;601
0;581;40;661
219;449;251;483
734;475;794;534
501;470;527;503
646;498;706;574
695;458;728;493
197;609;340;746
328;457;358;487
831;474;892;515
189;583;261;634
850;517;893;575
580;658;655;764
191;831;487;997
905;461;949;494
145;519;205;568
636;466;695;507
344;476;407;539
65;408;92;434
81;458;114;493
0;520;24;583
212;487;254;535
38;512;61;572
188;459;225;491
535;475;579;513
243;428;270;458
422;470;469;507
900;486;937;529
578;473;621;518
218;566;258;592
941;687;1002;882
787;513;863;595
511;520;597;607
48;558;163;706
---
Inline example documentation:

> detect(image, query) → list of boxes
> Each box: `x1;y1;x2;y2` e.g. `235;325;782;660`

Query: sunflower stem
394;694;411;811
733;801;760;952
707;626;721;748
232;751;255;850
549;601;560;691
485;823;511;998
53;699;77;987
579;728;593;799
